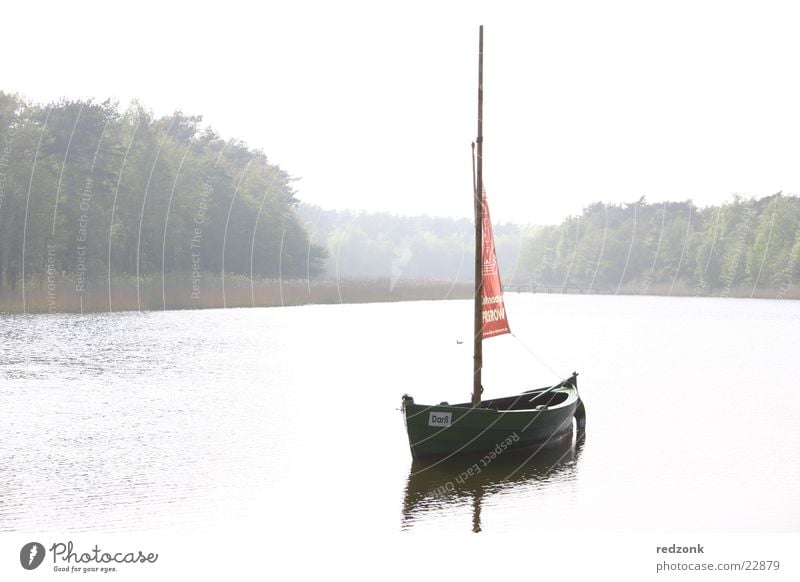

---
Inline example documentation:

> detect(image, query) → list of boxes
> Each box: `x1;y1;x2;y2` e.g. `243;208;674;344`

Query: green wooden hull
402;386;584;459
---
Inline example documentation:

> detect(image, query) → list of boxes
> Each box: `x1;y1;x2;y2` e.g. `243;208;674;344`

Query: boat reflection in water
401;429;585;532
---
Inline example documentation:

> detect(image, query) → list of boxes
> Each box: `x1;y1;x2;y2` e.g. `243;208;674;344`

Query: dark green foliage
298;195;800;297
0;92;327;299
3;92;797;305
516;195;800;295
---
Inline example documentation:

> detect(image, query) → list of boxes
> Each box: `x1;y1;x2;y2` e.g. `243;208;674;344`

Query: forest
296;204;525;284
300;195;800;300
513;195;800;298
2;91;799;312
0;92;327;311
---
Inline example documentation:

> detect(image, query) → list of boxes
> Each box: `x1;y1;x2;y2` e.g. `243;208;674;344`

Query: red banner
481;190;510;339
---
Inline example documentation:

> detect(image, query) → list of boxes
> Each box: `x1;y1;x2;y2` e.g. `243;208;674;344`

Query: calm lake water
1;294;799;534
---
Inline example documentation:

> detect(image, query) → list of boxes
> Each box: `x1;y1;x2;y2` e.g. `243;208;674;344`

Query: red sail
481;190;510;339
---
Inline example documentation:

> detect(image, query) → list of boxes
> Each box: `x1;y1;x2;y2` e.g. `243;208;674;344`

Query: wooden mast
472;25;484;407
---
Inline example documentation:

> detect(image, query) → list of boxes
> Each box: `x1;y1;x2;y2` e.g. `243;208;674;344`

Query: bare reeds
0;274;473;314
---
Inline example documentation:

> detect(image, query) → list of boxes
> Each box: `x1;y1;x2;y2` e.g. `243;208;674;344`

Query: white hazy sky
4;0;800;224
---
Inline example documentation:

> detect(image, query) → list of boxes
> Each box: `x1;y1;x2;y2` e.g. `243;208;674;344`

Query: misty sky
5;1;800;224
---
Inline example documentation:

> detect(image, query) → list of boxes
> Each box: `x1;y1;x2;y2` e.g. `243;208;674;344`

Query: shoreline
0;276;474;315
0;275;798;314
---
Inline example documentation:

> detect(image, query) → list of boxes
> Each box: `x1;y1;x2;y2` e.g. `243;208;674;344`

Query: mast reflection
402;430;585;532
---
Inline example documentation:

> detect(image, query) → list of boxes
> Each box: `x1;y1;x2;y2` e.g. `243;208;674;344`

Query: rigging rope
510;331;566;382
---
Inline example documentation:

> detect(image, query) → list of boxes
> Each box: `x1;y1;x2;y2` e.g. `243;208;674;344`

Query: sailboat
401;25;586;459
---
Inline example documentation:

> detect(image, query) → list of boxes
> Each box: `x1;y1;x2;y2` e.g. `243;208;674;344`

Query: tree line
515;195;800;297
296;204;524;284
298;195;800;299
0;92;327;309
2;92;798;312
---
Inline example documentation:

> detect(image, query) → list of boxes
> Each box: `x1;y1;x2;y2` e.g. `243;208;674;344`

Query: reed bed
1;274;797;314
616;281;800;300
0;274;474;314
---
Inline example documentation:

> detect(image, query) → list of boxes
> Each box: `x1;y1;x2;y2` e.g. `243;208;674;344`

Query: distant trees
0;92;327;307
3;92;798;311
515;195;800;296
299;194;800;298
297;205;524;283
